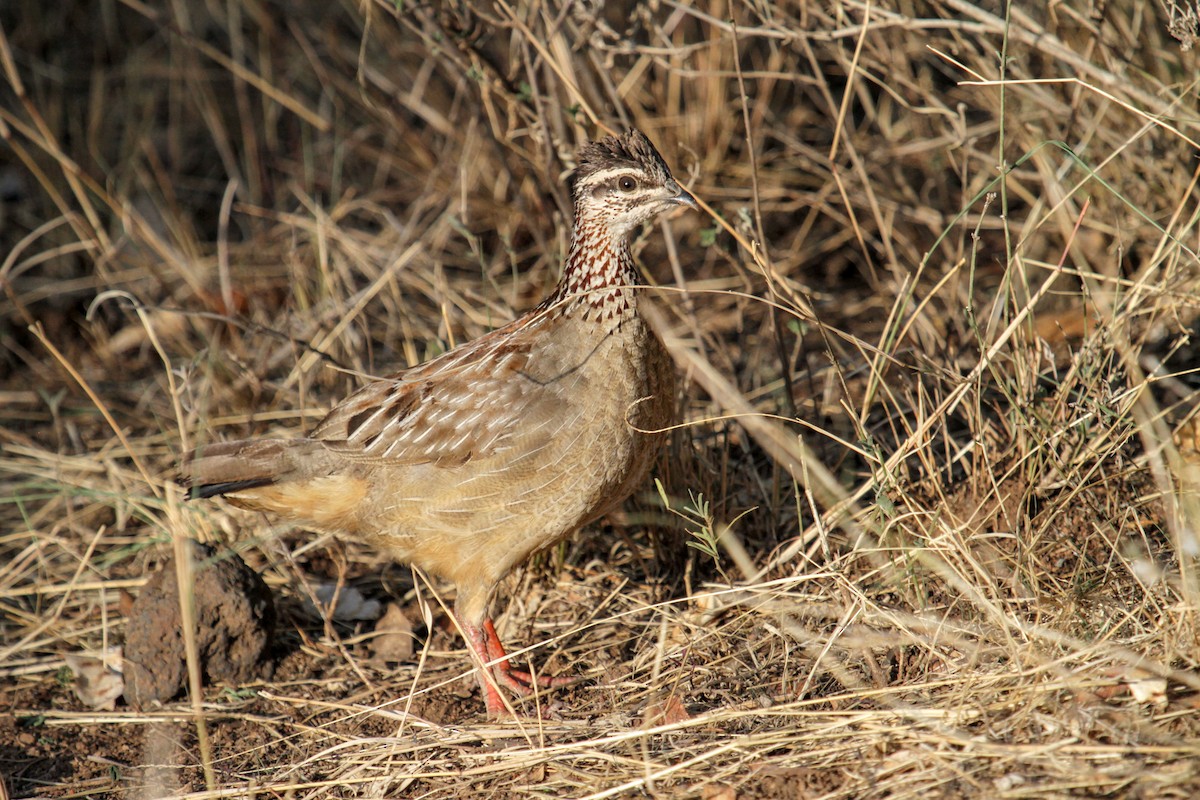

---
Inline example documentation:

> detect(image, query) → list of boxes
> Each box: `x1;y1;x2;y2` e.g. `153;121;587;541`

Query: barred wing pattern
309;309;583;468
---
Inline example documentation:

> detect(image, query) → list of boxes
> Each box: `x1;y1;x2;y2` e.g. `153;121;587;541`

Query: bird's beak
671;185;698;209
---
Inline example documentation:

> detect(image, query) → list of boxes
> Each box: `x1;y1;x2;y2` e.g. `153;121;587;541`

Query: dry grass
3;0;1200;797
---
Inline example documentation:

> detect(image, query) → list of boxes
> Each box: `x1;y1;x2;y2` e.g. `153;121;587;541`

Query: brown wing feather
310;313;551;466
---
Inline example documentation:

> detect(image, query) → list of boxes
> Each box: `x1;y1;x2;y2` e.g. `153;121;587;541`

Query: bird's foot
465;617;572;717
483;618;573;694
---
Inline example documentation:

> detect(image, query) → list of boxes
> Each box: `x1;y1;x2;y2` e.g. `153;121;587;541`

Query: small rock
65;647;124;710
302;582;383;622
369;603;416;664
123;540;275;708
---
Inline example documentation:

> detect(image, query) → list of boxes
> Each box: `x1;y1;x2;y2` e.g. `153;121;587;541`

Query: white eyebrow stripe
575;167;640;187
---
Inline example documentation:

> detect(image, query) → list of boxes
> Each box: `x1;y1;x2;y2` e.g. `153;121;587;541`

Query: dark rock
123;540;275;708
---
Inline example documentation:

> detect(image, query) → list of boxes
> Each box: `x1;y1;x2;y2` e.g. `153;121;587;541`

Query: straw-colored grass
3;1;1200;797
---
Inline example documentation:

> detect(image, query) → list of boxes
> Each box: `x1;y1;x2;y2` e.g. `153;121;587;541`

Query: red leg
482;618;573;692
462;620;508;716
461;616;572;716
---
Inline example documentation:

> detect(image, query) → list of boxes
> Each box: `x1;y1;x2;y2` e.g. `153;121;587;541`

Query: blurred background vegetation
3;1;1200;797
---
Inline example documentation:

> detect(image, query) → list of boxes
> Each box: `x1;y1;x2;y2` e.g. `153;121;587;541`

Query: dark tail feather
177;438;300;500
177;437;337;502
182;478;275;500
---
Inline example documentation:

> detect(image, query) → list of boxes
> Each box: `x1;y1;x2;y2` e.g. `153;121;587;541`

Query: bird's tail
179;439;311;499
178;439;366;531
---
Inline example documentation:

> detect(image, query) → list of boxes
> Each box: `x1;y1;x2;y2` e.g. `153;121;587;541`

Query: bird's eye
618;176;638;192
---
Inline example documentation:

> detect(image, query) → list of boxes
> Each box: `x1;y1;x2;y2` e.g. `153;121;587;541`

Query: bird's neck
545;217;641;320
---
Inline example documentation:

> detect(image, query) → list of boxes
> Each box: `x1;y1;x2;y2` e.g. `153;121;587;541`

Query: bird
179;129;696;716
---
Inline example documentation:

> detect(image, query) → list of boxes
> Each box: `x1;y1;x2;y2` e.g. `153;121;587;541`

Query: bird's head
568;129;695;240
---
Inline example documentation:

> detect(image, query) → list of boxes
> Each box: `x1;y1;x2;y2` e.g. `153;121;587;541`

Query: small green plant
656;479;752;580
220;686;260;701
54;665;72;687
656;479;718;562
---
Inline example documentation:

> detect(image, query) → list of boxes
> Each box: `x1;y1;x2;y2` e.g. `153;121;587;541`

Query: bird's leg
460;612;572;716
462;620;508;717
482;618;573;691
